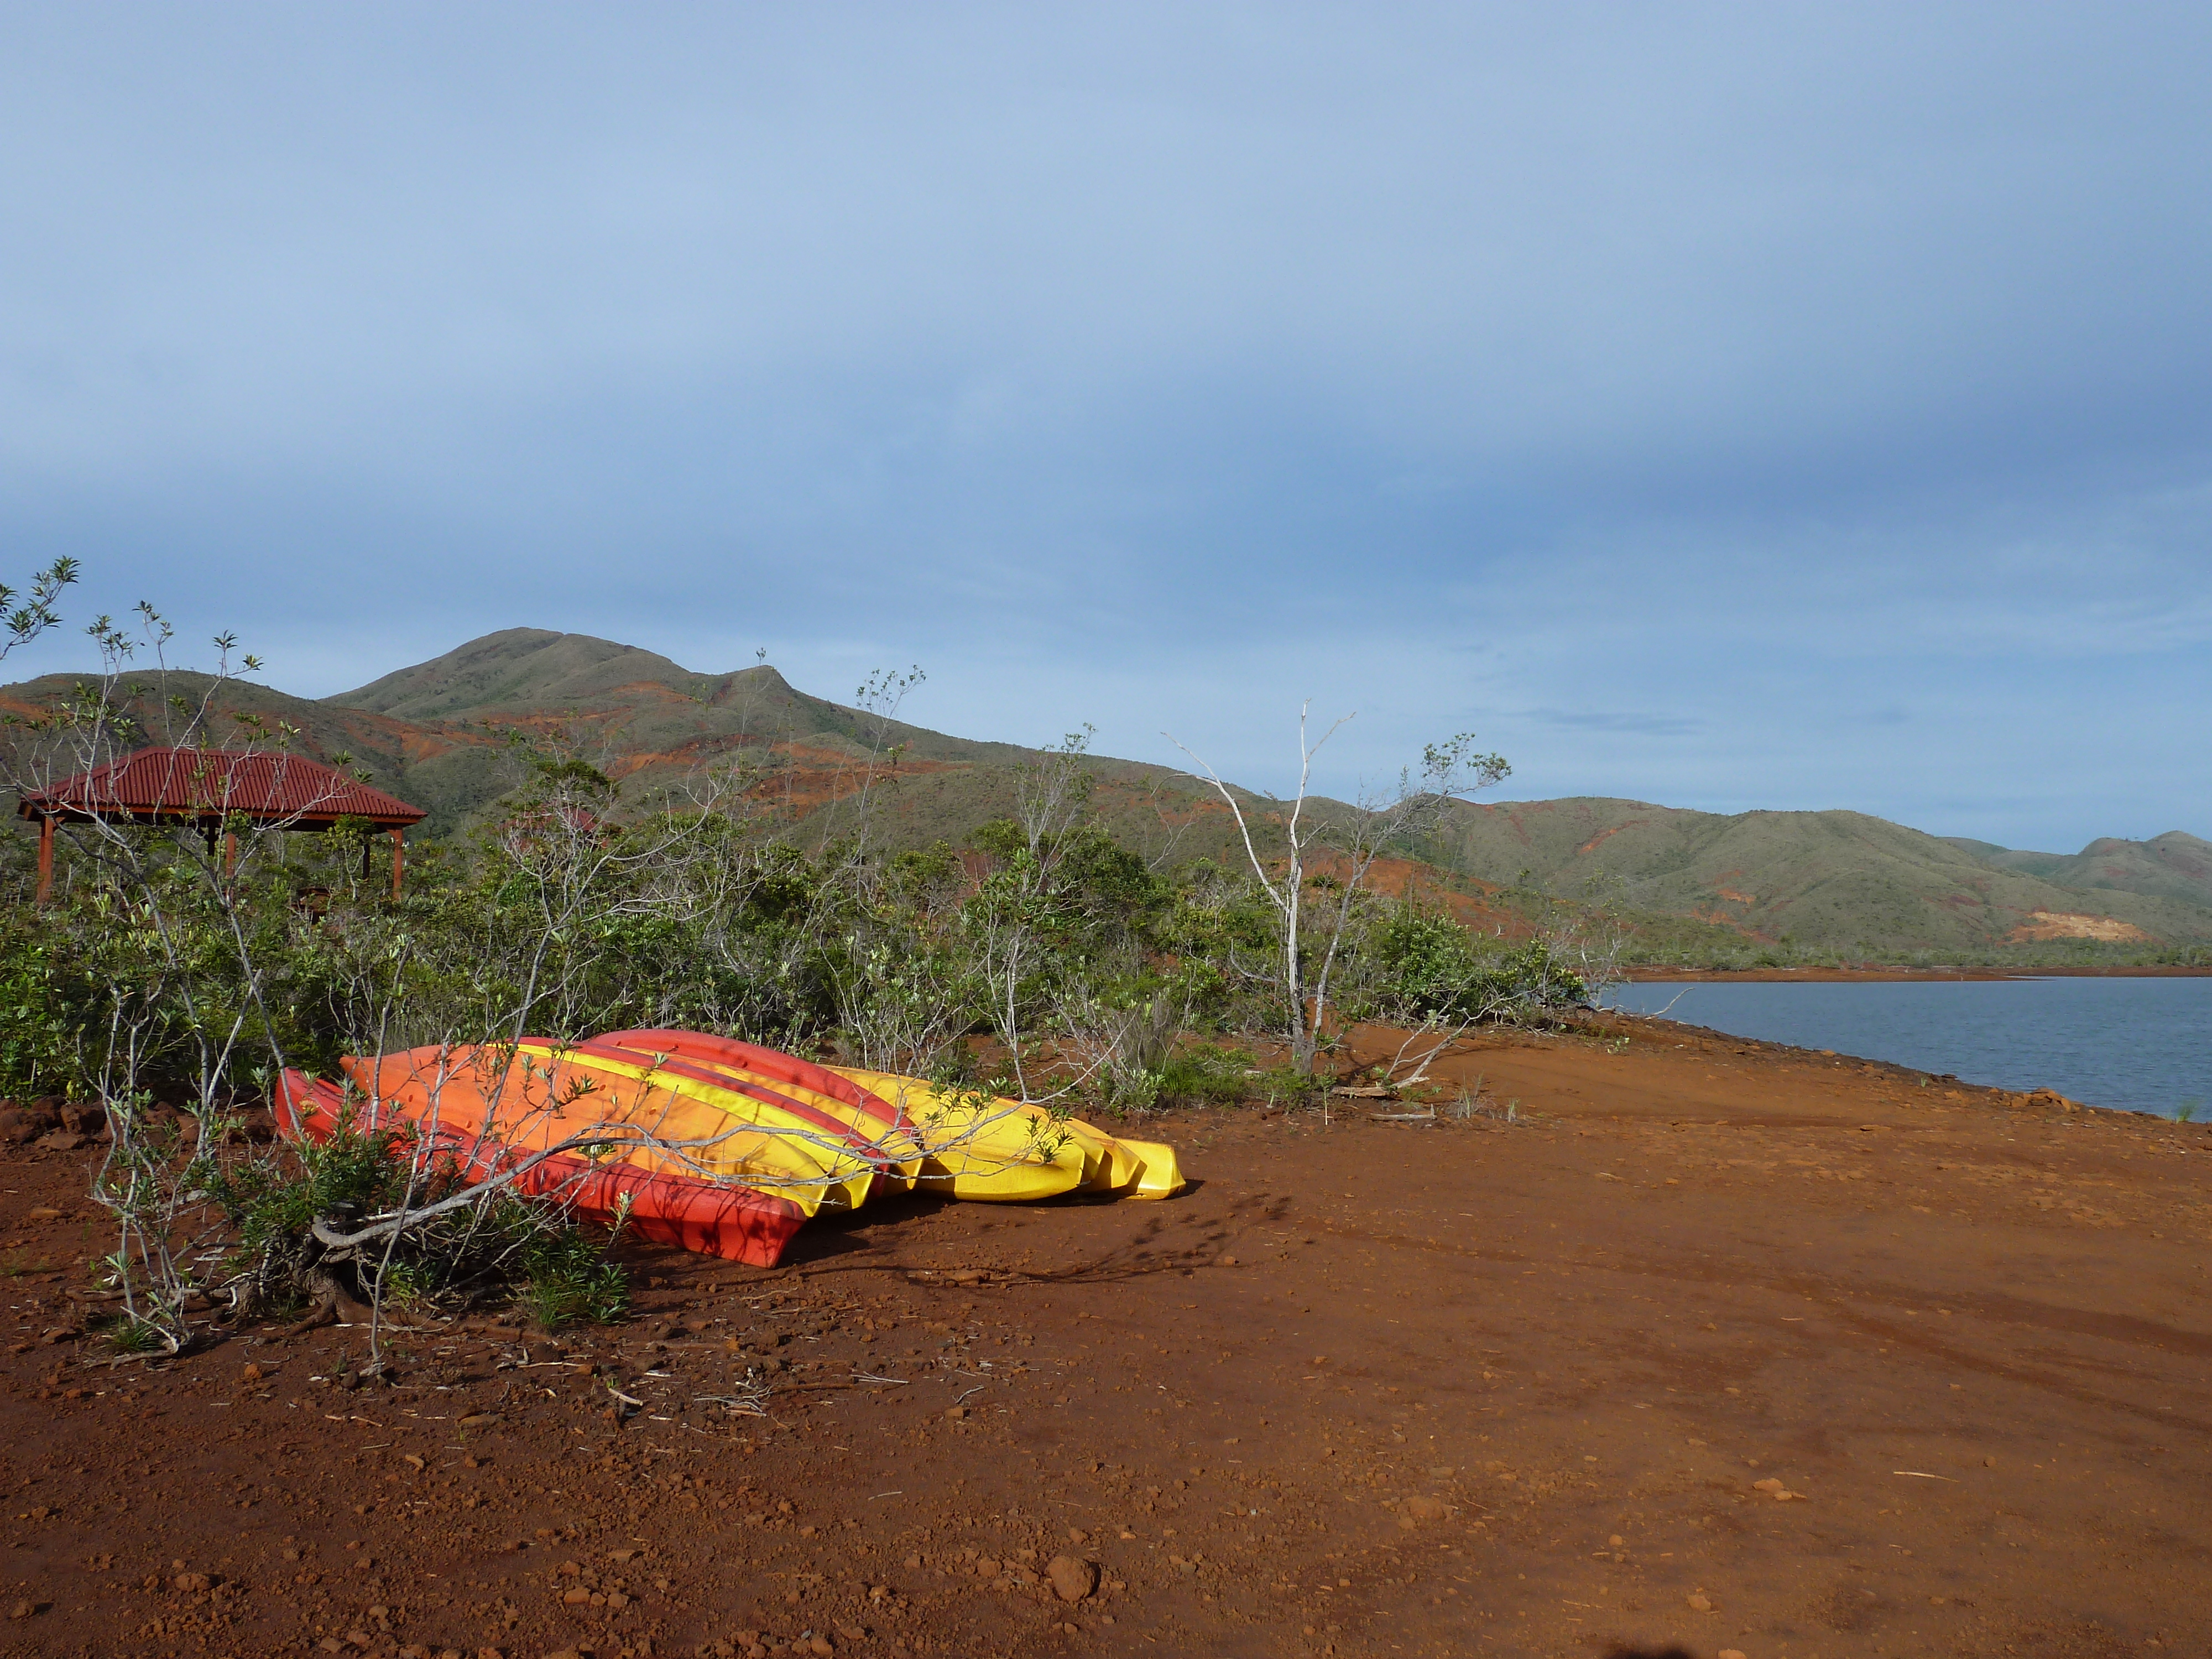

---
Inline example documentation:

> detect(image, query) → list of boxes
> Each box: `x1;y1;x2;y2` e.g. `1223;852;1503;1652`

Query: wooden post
35;815;53;907
223;832;237;884
389;827;405;901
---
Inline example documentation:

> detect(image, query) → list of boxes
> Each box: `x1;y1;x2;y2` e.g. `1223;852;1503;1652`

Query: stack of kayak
277;1029;1181;1267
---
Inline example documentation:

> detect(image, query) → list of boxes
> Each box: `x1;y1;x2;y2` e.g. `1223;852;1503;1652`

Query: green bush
517;1227;630;1328
0;924;86;1098
1366;901;1589;1023
1108;1043;1257;1112
211;1114;628;1328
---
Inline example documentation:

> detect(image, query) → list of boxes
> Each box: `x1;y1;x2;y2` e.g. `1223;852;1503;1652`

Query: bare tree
962;728;1097;1102
0;599;321;1352
1170;707;1507;1074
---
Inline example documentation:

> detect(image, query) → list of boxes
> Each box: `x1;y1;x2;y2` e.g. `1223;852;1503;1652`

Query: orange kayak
278;1060;808;1266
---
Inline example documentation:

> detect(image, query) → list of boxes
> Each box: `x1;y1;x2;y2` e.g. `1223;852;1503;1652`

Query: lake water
1603;977;2212;1120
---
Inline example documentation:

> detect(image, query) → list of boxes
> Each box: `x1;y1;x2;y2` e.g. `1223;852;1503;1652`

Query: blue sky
4;4;2209;851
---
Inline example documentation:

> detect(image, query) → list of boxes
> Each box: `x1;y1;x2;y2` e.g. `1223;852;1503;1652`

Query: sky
3;4;2209;852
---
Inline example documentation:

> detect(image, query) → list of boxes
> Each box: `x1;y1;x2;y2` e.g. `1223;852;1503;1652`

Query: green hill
1942;831;2212;911
1425;797;2212;957
328;628;1243;857
6;629;2206;962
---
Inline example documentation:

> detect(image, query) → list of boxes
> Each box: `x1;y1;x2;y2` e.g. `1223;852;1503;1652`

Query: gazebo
18;747;429;904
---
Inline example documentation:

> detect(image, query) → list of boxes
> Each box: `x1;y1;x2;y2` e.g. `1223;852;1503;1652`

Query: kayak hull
275;1033;1183;1272
278;1069;807;1266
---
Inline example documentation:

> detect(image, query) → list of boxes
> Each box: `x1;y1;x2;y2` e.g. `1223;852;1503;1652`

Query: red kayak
278;1063;808;1267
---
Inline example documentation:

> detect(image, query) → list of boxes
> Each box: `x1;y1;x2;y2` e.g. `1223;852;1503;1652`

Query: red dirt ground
3;1018;2209;1659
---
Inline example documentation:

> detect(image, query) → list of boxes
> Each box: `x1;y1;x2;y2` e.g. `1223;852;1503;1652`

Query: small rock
8;1600;40;1620
1720;1650;1747;1659
1216;1255;1238;1267
458;1413;502;1428
1047;1555;1098;1604
24;1206;61;1222
1687;1592;1714;1613
1402;1495;1448;1521
1609;1534;1625;1547
172;1572;213;1593
945;1406;967;1420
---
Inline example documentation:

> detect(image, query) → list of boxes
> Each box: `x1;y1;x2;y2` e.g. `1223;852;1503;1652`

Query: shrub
211;1115;628;1329
1108;1043;1257;1112
1366;901;1589;1023
517;1228;631;1328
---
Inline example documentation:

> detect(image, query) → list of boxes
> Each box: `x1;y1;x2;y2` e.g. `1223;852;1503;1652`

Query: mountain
0;666;519;834
327;628;1225;854
1942;831;2212;912
1426;797;2212;956
0;629;1229;853
5;629;2207;959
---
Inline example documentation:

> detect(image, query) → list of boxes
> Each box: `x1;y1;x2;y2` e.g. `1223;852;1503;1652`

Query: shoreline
1622;963;2212;982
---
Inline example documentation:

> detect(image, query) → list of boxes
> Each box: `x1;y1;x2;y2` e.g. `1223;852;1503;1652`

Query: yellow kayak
828;1068;1084;1201
830;1068;1182;1202
518;1041;880;1213
596;1030;928;1194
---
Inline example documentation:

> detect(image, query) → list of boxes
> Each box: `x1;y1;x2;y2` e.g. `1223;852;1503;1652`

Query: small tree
1171;707;1507;1074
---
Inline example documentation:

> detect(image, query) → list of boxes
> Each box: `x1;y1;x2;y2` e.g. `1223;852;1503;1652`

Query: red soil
3;1021;2208;1658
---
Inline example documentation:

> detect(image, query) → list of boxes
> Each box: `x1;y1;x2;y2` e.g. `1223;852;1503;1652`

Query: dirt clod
1048;1555;1098;1603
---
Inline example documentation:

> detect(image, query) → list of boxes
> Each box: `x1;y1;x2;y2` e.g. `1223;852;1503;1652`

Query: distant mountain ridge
1428;797;2212;956
1940;831;2212;912
3;628;2206;959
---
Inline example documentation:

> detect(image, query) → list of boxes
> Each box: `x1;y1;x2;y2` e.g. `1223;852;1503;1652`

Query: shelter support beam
389;827;405;901
35;816;52;907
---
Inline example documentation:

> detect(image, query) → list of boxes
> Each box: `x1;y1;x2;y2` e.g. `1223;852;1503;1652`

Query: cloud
0;3;2208;851
1525;711;1707;739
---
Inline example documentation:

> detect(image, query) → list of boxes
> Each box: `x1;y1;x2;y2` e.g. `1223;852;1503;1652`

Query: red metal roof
18;747;426;830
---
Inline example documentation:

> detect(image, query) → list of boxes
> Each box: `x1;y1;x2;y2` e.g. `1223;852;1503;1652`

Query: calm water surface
1603;977;2212;1119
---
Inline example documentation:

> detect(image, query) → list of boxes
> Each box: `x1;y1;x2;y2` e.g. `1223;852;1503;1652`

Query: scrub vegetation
0;569;1593;1355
